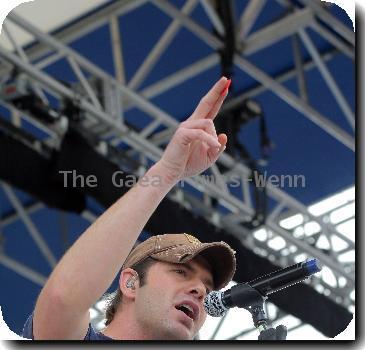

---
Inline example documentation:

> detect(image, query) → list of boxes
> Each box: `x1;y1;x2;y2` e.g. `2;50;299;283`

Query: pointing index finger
220;79;231;96
190;77;229;120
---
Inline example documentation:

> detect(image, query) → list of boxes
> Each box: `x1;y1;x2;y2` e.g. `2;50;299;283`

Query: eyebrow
180;263;214;291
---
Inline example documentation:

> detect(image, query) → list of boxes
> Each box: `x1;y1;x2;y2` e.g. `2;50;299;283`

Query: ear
119;268;139;300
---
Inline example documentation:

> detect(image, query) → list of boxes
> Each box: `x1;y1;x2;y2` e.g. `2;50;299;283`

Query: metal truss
0;0;355;339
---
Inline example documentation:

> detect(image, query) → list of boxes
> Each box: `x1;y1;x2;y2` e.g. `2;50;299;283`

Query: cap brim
188;242;236;290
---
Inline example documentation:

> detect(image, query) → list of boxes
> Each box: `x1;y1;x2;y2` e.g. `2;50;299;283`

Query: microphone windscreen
204;291;228;317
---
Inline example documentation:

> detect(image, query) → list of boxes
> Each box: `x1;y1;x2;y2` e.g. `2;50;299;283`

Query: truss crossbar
153;0;354;151
0;3;354;316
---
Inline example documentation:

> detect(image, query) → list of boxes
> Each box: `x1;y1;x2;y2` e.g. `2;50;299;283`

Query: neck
101;308;152;340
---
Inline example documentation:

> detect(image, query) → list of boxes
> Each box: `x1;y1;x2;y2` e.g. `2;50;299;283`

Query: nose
189;279;206;300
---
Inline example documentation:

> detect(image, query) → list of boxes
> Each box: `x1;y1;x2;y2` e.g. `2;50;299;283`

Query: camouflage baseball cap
122;233;236;290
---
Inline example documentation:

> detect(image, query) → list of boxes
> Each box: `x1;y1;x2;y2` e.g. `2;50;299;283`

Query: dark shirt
22;313;112;340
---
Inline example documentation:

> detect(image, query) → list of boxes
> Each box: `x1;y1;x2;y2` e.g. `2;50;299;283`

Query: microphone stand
229;284;269;333
205;259;322;339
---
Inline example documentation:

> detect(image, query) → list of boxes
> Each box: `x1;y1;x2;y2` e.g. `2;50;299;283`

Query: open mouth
175;303;195;321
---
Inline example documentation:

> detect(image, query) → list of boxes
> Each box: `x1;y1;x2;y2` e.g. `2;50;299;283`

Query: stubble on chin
159;319;194;340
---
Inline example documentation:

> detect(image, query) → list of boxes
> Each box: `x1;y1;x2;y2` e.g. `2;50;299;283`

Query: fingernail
220;79;231;96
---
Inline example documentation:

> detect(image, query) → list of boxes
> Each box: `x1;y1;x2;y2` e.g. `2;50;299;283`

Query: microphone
204;259;322;317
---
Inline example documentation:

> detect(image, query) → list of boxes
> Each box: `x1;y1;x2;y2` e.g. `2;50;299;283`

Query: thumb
208;133;227;162
216;133;228;156
217;133;227;148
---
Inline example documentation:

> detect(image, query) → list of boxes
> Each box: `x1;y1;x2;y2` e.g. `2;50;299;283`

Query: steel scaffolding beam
135;47;339;117
0;0;354;339
240;7;314;54
0;0;354;296
2;183;57;268
0;253;47;287
1;202;44;227
237;0;266;40
298;28;355;130
0;0;148;76
152;0;354;151
298;0;355;45
128;0;199;91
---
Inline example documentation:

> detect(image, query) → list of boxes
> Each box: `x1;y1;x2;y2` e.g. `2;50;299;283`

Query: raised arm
32;77;230;339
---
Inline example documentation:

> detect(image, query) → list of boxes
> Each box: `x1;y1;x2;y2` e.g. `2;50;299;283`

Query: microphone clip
230;283;268;331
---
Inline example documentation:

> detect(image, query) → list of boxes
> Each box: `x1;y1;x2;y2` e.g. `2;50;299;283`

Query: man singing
22;77;238;340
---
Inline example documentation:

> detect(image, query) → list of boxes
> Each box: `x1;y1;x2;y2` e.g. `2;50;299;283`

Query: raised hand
158;77;230;184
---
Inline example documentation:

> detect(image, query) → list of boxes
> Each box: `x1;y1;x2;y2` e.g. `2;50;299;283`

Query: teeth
181;304;193;313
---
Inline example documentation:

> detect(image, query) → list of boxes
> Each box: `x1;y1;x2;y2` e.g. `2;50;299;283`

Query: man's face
133;256;214;340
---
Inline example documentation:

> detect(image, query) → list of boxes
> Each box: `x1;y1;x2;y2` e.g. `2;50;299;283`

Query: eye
174;269;187;276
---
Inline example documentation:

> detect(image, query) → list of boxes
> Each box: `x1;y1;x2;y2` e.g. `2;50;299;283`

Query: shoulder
22;313;112;340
